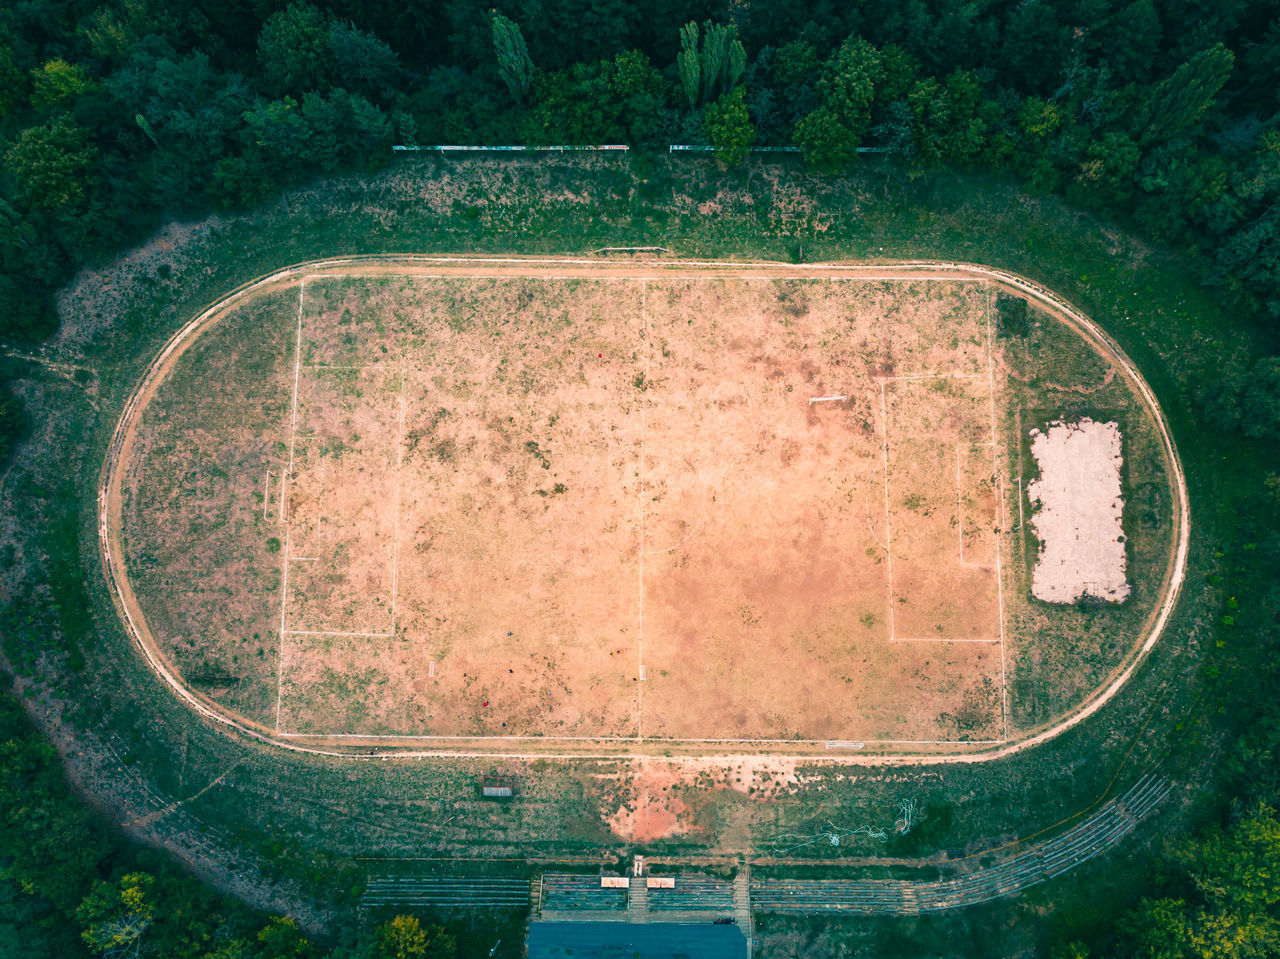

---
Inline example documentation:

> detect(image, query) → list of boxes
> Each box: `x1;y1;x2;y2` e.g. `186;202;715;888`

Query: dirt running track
98;256;1190;766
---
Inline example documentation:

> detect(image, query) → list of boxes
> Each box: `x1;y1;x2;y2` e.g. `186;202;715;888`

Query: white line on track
307;270;989;282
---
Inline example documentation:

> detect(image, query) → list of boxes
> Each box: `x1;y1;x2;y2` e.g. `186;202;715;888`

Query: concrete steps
734;868;754;956
627;884;649;923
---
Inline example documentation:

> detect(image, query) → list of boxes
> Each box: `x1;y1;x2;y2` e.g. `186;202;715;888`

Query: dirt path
0;665;331;933
97;256;1190;768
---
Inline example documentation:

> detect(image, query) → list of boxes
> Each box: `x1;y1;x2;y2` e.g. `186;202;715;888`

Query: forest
1;0;1279;957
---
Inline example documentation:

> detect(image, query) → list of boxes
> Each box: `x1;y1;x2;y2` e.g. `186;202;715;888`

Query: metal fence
392;144;629;152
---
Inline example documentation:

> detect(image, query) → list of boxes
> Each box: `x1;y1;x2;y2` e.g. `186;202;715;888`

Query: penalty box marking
280;365;405;635
880;367;1004;645
274;279;407;732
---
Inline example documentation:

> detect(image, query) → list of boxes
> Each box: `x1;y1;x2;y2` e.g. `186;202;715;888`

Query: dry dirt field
113;260;1179;752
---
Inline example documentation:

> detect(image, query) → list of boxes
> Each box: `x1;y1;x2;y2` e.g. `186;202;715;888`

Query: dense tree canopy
0;0;1276;348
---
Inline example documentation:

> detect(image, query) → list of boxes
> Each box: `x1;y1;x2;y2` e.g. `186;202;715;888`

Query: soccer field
107;259;1182;754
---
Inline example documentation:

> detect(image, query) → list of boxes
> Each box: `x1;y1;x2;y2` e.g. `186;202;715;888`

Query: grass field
113;260;1179;752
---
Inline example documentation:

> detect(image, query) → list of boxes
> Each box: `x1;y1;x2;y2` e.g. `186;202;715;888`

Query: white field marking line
388;369;407;633
275;279;306;732
290;556;320;562
893;637;1001;643
98;259;1188;765
644;456;710;556
282;629;394;638
306;270;989;282
809;394;847;404
879;381;895;642
637;279;647;739
428;661;435;678
999;473;1009;739
276;732;1006;746
263;469;270;519
864;480;888;552
986;285;1010;739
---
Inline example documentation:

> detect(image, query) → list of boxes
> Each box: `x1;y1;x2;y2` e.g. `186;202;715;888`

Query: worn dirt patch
603;763;693;842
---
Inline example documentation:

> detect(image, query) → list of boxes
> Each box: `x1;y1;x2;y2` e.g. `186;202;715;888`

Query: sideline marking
986;286;1010;738
274;279;306;732
276;731;1007;745
637;278;647;741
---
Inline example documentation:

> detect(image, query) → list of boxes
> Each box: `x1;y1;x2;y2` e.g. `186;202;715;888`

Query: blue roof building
527;921;748;959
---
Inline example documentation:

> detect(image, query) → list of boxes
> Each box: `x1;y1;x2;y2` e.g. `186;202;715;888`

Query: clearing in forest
112;261;1180;752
